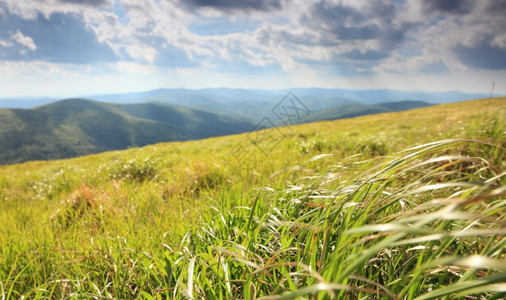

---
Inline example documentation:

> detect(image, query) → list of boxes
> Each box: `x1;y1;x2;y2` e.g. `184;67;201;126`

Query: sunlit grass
0;98;504;298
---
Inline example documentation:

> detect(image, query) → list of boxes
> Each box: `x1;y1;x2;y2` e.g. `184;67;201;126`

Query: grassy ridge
0;98;504;298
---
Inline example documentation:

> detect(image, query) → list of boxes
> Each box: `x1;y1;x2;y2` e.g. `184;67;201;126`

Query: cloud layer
0;0;505;96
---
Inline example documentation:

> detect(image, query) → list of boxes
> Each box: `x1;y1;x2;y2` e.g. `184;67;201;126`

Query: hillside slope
0;98;504;298
0;99;254;165
115;102;251;139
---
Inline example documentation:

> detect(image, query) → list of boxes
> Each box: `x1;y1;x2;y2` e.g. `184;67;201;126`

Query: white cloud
1;0;109;20
10;30;37;51
0;39;13;47
0;60;78;77
492;34;506;49
124;44;157;64
83;11;126;43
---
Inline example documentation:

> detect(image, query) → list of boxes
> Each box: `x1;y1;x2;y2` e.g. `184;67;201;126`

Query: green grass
0;98;505;299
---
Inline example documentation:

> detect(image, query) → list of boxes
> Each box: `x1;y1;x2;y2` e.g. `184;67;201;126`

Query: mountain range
0;87;491;110
0;87;478;165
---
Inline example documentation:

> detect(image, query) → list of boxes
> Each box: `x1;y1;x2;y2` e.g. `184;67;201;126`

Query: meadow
0;98;505;299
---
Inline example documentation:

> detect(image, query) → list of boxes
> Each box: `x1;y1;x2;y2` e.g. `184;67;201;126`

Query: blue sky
0;0;505;97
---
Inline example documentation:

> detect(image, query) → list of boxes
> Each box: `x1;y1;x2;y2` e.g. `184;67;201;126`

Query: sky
0;0;505;98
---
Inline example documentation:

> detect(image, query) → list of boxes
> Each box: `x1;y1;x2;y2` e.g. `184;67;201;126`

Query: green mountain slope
0;99;254;165
115;102;252;139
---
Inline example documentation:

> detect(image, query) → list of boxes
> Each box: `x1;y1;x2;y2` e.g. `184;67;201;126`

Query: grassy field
0;98;505;299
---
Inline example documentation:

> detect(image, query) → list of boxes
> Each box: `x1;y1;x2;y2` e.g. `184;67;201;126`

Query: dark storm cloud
428;0;506;70
308;2;363;24
302;2;368;41
454;43;506;70
0;12;118;64
484;0;506;12
423;0;474;14
57;0;113;7
299;0;406;61
181;0;282;12
303;0;398;41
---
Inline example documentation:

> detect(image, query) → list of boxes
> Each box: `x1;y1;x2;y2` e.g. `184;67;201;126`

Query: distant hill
0;99;254;165
308;100;432;122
